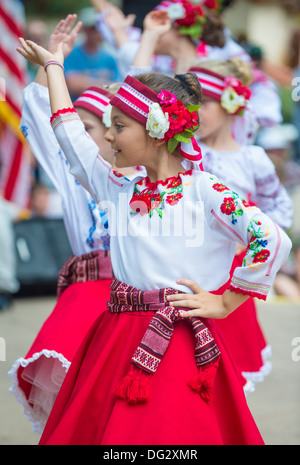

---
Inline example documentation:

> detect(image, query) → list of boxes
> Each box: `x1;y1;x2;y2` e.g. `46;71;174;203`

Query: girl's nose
104;126;114;142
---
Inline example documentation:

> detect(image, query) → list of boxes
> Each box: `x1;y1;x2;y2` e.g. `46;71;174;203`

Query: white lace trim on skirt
8;350;70;434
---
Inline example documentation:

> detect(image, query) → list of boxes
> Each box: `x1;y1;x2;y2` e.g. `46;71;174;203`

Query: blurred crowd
0;0;300;309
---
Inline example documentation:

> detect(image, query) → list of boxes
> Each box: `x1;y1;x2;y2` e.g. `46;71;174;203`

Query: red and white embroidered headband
110;76;160;126
110;75;203;167
74;87;113;125
189;67;252;116
189;67;225;101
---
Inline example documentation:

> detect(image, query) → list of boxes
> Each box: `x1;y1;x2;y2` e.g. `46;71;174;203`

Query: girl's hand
167;279;249;319
143;10;171;36
48;14;82;59
17;38;64;68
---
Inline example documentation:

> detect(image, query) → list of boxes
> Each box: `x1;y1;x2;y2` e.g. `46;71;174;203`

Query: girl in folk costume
9;15;140;434
188;59;293;390
124;12;292;392
17;38;291;446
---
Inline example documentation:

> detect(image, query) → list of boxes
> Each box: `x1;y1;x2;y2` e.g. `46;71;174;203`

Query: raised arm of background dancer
131;10;171;69
34;14;82;89
91;0;136;47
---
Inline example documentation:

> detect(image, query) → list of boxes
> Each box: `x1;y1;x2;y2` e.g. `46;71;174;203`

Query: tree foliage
24;0;91;18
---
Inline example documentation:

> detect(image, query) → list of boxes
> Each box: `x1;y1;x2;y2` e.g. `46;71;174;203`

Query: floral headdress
189;67;252;115
110;75;202;165
154;0;223;40
73;87;113;127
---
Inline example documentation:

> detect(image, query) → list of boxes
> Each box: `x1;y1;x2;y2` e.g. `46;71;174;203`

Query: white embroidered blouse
49;107;292;299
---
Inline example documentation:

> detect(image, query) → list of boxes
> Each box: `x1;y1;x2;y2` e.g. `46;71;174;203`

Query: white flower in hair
102;104;112;128
146;103;170;139
221;88;246;115
167;3;186;20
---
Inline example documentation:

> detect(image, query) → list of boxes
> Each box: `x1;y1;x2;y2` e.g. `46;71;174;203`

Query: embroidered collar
130;169;193;218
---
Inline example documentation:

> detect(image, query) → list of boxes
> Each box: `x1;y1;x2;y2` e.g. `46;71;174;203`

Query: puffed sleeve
50;107;132;204
21;82;63;192
250;146;293;230
201;173;292;300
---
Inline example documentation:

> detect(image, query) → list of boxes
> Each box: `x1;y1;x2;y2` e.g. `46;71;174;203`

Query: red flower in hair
204;0;220;11
159;99;198;141
175;0;205;27
224;77;252;101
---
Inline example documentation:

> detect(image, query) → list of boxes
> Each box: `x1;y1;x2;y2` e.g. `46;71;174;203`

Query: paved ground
0;294;299;445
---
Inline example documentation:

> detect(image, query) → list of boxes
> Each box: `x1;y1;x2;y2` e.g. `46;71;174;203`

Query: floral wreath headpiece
154;0;223;40
189;67;252;115
110;75;203;167
73;87;113;128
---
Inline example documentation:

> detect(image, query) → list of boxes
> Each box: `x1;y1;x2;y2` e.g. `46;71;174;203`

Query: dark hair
134;72;202;106
201;14;226;48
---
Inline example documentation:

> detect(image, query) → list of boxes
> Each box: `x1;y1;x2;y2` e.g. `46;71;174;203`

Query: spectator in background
64;7;120;100
30;182;63;219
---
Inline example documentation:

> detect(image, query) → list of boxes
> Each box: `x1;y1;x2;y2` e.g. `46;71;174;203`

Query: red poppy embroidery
212;183;228;192
130;171;193;217
220;197;236;215
112;170;124;178
252;249;271;263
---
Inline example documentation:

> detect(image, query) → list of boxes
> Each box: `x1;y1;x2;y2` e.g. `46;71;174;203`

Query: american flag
0;0;31;207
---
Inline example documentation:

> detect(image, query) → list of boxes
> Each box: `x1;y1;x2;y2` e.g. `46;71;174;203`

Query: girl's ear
151;138;167;148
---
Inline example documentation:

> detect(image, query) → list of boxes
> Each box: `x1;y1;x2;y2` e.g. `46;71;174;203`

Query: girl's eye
85;126;91;133
115;123;124;131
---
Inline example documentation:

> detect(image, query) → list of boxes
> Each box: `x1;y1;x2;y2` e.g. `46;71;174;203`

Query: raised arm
17;36;125;204
132;10;171;69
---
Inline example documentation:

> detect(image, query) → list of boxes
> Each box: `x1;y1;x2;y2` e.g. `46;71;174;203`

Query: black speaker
14;218;72;289
122;0;161;28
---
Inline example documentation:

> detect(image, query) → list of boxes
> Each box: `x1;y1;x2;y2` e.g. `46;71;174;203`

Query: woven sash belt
108;278;221;404
57;250;113;298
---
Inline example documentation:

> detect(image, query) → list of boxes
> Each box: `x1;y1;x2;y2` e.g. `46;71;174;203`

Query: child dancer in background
188;59;292;389
16;36;291;445
102;1;282;143
9;15;140;434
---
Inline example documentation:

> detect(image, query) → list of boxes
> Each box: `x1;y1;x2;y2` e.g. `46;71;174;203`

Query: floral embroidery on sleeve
243;219;270;268
210;175;271;270
211;178;246;225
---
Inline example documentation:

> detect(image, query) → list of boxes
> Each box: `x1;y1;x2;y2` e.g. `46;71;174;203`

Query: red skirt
8;279;111;433
215;252;271;393
39;309;264;445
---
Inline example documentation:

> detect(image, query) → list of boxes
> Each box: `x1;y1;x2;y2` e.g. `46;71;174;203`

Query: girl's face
197;97;229;140
76;107;114;165
105;107;152;168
